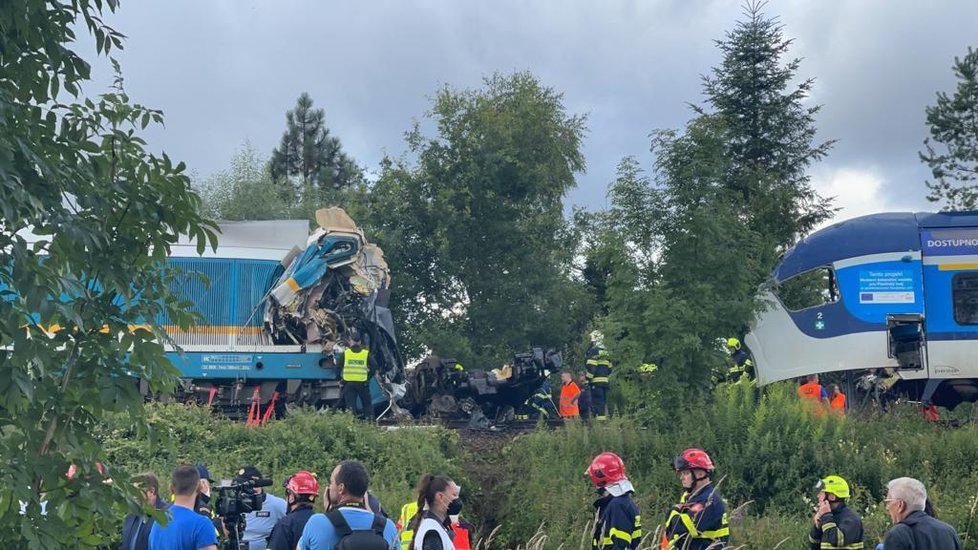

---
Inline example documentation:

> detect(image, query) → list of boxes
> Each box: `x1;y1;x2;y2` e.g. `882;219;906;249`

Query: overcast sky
83;0;978;225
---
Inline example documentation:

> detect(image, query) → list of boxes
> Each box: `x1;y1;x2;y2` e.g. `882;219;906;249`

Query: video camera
214;478;272;550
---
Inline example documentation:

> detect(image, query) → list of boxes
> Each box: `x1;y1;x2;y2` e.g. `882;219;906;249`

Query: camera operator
235;465;287;550
267;471;319;550
149;464;218;550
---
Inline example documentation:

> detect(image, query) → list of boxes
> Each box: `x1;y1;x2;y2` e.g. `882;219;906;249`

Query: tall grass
499;382;978;548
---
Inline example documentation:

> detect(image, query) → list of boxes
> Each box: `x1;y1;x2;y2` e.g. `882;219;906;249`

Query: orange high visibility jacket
559;381;581;417
830;392;846;413
797;382;824;402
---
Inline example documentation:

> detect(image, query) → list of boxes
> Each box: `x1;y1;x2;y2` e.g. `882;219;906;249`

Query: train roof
170;219;311;261
773;211;978;281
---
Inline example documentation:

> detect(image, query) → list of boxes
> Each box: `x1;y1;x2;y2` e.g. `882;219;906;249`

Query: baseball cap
194;464;214;482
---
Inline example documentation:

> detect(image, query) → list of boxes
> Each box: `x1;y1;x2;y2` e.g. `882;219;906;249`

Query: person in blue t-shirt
149;464;218;550
298;461;397;550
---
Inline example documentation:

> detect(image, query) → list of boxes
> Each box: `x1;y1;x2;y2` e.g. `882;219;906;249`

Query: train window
775;267;839;311
952;273;978;325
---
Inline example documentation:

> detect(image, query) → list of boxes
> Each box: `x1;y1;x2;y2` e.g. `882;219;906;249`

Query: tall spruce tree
270;93;361;192
595;3;835;401
701;1;835;250
922;46;978;210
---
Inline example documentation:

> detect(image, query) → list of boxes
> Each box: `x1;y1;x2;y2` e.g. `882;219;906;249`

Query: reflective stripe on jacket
586;359;612;387
397;501;419;550
560;382;581;417
343;348;369;382
809;503;864;550
592;493;641;550
663;485;729;550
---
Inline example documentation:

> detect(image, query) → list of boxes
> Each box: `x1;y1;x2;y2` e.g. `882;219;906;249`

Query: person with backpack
407;474;463;550
297;461;397;550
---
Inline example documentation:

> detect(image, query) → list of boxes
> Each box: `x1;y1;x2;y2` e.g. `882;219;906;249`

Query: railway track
378;417;566;434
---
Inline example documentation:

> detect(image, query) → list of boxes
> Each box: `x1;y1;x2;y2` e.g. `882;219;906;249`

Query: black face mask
447;498;463;516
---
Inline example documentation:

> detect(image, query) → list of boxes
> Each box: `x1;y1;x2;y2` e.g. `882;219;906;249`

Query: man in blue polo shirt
298;461;397;550
150;464;218;550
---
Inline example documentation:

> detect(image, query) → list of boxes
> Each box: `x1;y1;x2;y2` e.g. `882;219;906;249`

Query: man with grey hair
882;477;961;549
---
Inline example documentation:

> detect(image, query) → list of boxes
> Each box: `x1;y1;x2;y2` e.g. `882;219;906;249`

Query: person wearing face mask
298;460;397;550
407;474;463;550
662;448;729;550
192;464;215;517
586;452;641;550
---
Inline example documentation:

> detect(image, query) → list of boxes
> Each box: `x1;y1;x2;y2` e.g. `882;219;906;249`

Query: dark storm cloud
85;0;977;219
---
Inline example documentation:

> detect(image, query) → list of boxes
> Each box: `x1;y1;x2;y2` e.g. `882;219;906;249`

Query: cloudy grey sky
84;0;978;224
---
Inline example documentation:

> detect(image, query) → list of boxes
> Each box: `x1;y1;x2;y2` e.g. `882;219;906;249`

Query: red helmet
586;452;627;488
285;471;319;495
673;448;715;473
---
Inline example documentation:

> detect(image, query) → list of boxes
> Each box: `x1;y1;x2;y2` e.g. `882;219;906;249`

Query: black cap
235;465;263;483
195;464;214;482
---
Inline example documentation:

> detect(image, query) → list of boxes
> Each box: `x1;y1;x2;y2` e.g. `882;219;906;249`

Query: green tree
269;92;362;196
366;72;592;364
701;0;835;251
196;142;292;220
922;46;978;210
0;2;216;547
596;3;834;400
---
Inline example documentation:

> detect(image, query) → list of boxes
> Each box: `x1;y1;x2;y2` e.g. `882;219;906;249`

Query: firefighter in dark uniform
663;448;729;550
586;452;641;550
586;346;613;420
340;329;376;419
515;379;558;420
724;338;755;383
268;471;319;550
809;475;864;550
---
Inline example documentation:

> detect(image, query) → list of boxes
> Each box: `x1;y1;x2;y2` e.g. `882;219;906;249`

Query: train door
919;226;978;379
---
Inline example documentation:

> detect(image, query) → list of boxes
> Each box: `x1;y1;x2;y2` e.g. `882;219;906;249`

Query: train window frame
952;272;978;326
773;266;841;313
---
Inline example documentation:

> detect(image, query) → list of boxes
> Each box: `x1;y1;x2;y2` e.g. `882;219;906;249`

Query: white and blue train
746;211;978;409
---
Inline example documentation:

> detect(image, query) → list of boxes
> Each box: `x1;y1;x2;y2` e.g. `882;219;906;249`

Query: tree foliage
591;3;833;399
365;72;593;364
0;2;215;547
701;0;835;252
195;142;369;223
922;46;978;210
270;92;362;192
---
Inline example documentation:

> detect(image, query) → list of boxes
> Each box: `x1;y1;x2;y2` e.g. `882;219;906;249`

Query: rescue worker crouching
663;448;729;550
724;338;754;384
586;452;642;550
515;379;558;420
267;471;319;550
810;475;864;550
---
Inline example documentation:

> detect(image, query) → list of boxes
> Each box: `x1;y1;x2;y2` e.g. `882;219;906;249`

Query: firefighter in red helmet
662;448;729;550
268;471;319;550
586;452;642;549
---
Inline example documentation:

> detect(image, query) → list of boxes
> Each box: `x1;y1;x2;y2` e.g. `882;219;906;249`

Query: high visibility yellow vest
397;501;419;550
343;348;369;382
